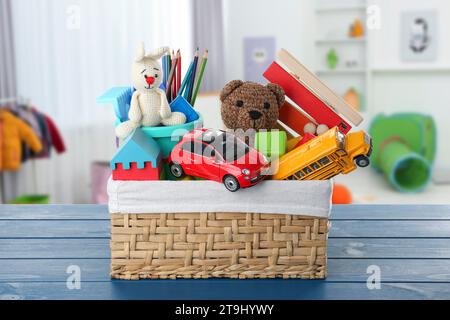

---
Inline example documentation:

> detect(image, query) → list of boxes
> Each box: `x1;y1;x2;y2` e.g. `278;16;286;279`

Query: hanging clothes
0;117;3;170
0;109;43;171
30;108;53;158
43;114;66;154
16;106;42;139
18;106;66;161
16;106;43;162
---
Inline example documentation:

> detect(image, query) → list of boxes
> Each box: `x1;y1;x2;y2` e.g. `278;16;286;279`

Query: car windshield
201;131;250;162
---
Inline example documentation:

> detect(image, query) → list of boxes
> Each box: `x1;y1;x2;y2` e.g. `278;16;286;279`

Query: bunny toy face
131;43;168;92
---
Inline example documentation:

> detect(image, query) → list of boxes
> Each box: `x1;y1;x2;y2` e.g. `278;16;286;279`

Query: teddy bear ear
266;83;286;107
220;80;244;102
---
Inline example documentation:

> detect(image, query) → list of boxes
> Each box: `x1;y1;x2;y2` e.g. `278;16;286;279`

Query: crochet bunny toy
115;43;186;139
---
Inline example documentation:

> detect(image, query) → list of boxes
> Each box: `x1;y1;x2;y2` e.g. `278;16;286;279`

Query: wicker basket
108;180;332;280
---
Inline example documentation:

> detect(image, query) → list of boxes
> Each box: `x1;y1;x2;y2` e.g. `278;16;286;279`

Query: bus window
318;157;330;166
295;171;304;178
303;167;313;175
311;162;320;170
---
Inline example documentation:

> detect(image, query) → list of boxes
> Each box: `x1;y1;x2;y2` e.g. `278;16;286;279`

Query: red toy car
168;129;270;192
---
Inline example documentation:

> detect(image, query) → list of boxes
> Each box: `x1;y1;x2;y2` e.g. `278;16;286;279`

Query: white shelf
317;69;366;75
316;37;366;44
316;5;366;13
372;67;450;73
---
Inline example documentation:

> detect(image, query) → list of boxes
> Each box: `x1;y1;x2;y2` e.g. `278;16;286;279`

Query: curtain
191;0;225;92
9;0;194;203
0;0;16;99
0;0;18;203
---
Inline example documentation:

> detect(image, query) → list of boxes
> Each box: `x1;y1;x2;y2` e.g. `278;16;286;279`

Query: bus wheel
355;156;370;168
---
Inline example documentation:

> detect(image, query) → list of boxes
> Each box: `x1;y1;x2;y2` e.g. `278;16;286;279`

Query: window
181;141;204;156
311;162;320;170
203;145;216;158
319;157;331;166
181;142;194;152
205;131;249;162
295;171;304;179
192;142;204;156
303;167;313;175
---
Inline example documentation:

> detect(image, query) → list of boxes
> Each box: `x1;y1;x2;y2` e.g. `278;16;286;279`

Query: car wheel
170;163;185;178
355;155;370;168
223;175;240;192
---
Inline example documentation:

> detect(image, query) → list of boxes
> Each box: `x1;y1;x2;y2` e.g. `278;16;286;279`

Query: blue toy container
140;116;203;158
97;87;203;158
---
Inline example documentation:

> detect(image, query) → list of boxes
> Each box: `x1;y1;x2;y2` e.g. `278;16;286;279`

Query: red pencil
171;50;176;100
176;50;182;94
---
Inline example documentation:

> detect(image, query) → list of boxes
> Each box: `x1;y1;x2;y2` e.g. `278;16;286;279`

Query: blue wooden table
1;205;450;300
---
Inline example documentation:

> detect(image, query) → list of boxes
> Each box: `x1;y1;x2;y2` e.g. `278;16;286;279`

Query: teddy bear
115;43;186;139
220;80;285;132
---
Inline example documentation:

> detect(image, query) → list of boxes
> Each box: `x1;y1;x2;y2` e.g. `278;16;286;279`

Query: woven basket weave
110;212;329;280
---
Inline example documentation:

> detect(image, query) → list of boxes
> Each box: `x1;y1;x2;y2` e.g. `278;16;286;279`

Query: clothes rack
0;97;19;106
0;96;30;106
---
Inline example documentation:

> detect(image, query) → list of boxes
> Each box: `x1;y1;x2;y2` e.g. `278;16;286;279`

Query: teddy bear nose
145;76;155;85
249;110;262;120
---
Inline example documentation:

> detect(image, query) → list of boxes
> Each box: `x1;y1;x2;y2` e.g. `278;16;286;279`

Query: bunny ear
146;46;169;60
135;42;146;62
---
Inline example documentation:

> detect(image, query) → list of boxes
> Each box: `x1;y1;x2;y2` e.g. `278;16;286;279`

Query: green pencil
191;50;208;106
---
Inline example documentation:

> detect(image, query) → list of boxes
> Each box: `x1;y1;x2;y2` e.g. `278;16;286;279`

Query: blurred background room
1;0;449;204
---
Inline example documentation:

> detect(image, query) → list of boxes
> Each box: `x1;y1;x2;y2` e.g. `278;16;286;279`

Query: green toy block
255;131;287;159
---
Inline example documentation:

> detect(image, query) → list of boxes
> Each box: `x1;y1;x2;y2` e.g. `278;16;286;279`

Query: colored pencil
162;55;167;87
166;52;179;101
178;58;195;97
186;48;199;103
166;51;171;88
176;52;182;94
184;49;198;100
183;60;194;99
193;54;204;93
191;50;208;106
171;50;177;100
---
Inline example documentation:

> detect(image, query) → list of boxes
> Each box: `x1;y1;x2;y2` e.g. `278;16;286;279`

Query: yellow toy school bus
272;127;372;181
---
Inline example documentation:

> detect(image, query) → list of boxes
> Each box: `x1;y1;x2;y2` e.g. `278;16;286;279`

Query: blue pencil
187;48;200;103
178;59;195;98
162;55;167;87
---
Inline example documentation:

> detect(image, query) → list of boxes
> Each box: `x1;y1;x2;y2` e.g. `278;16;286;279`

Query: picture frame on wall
244;37;276;83
401;10;438;62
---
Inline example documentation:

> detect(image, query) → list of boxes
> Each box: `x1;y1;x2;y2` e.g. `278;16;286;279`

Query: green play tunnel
10;195;50;204
379;141;431;193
